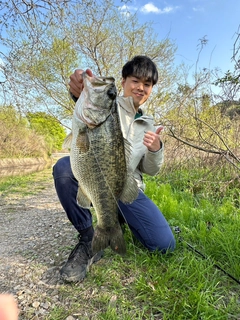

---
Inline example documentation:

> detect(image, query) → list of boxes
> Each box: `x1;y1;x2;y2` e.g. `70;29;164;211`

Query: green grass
0;169;52;197
1;166;239;319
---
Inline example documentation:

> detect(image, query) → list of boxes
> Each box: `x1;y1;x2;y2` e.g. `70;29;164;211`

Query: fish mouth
107;87;117;100
83;72;115;86
82;72;117;100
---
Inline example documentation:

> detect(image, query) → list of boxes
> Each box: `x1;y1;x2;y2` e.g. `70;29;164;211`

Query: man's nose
137;83;144;91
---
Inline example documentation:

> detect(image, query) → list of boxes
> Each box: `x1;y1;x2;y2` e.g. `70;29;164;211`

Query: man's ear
121;78;126;87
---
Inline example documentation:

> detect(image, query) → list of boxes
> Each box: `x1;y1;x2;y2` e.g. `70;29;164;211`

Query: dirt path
0;170;78;319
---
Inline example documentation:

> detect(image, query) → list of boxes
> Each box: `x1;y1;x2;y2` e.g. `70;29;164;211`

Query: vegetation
0;2;239;169
0;3;239;317
0;0;177;123
0;105;46;158
0;107;66;158
26;112;66;154
0;2;239;165
0;166;239;319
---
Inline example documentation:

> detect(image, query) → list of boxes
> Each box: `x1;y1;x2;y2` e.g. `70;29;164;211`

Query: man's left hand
143;126;164;152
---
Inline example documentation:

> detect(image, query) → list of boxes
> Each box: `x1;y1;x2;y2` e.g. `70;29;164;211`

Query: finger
85;68;93;77
155;125;164;135
0;294;19;320
69;77;83;92
69;70;84;98
70;69;84;82
143;134;154;145
69;83;83;98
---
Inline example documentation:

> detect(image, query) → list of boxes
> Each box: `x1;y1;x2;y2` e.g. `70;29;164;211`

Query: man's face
121;76;153;109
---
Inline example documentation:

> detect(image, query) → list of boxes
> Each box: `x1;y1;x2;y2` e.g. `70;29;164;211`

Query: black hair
121;55;158;85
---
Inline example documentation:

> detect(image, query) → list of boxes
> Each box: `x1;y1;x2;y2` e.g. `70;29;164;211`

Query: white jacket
117;96;164;191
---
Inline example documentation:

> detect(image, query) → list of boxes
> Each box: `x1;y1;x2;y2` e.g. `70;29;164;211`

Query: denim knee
53;156;72;179
145;232;176;253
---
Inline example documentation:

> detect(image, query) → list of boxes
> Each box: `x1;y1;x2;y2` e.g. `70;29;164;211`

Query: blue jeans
52;156;175;252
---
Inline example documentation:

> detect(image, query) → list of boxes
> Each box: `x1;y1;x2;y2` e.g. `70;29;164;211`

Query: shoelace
68;240;91;261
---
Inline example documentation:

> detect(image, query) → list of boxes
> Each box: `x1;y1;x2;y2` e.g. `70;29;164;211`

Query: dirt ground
0;169;79;319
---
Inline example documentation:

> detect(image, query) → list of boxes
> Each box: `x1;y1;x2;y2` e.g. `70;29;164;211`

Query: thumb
155;125;164;135
85;68;93;77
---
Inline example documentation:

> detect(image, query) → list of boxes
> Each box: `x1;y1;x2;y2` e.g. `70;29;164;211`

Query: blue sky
117;0;240;73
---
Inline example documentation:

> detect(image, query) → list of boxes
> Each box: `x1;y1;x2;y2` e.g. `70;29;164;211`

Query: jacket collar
117;96;153;122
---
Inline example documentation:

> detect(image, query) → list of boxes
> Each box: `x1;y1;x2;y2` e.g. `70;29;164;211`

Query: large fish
65;72;138;255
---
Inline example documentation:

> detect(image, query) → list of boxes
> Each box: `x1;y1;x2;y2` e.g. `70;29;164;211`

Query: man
53;55;175;282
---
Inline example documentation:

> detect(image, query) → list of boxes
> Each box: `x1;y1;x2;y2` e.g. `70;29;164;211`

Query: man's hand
69;68;93;99
143;126;164;152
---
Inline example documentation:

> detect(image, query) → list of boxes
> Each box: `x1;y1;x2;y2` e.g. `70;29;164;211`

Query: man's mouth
133;92;143;97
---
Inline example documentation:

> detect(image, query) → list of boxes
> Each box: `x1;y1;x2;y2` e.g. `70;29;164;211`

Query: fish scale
66;73;139;255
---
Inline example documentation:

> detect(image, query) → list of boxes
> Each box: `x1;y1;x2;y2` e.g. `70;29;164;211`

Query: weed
1;166;239;319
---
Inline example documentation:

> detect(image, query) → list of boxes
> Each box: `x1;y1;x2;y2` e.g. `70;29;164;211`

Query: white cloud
140;3;160;13
193;6;204;12
118;4;138;12
140;3;176;14
118;4;138;16
119;3;178;15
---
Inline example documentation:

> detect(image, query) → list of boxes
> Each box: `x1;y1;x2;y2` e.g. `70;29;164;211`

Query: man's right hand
69;68;93;99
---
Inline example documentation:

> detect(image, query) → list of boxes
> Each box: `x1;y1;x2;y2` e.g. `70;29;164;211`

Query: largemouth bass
65;73;138;255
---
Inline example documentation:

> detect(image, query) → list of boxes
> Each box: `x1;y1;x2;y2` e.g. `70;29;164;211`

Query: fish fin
76;130;90;152
76;187;91;208
63;132;73;149
119;175;139;204
119;138;139;203
123;137;132;165
92;225;126;255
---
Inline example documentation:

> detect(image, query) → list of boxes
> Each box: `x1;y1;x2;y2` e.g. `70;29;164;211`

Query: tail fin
92;224;126;255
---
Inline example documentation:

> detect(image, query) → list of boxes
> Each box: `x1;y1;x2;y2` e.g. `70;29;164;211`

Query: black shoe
60;239;103;282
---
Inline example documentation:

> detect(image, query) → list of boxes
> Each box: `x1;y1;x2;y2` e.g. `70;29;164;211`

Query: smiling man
121;59;155;108
52;55;176;282
122;75;152;107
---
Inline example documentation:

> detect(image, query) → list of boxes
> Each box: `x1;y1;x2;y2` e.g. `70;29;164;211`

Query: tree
213;25;240;101
1;1;238;175
152;34;240;172
0;105;47;158
26;112;66;153
0;0;177;129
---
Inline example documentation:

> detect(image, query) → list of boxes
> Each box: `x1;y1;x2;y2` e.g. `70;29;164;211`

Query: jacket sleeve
138;144;164;176
69;91;78;102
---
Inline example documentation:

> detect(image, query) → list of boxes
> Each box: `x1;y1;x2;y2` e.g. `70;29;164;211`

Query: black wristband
69;91;78;102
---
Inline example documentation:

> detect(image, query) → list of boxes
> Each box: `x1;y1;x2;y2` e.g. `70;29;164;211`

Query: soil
0;167;80;320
